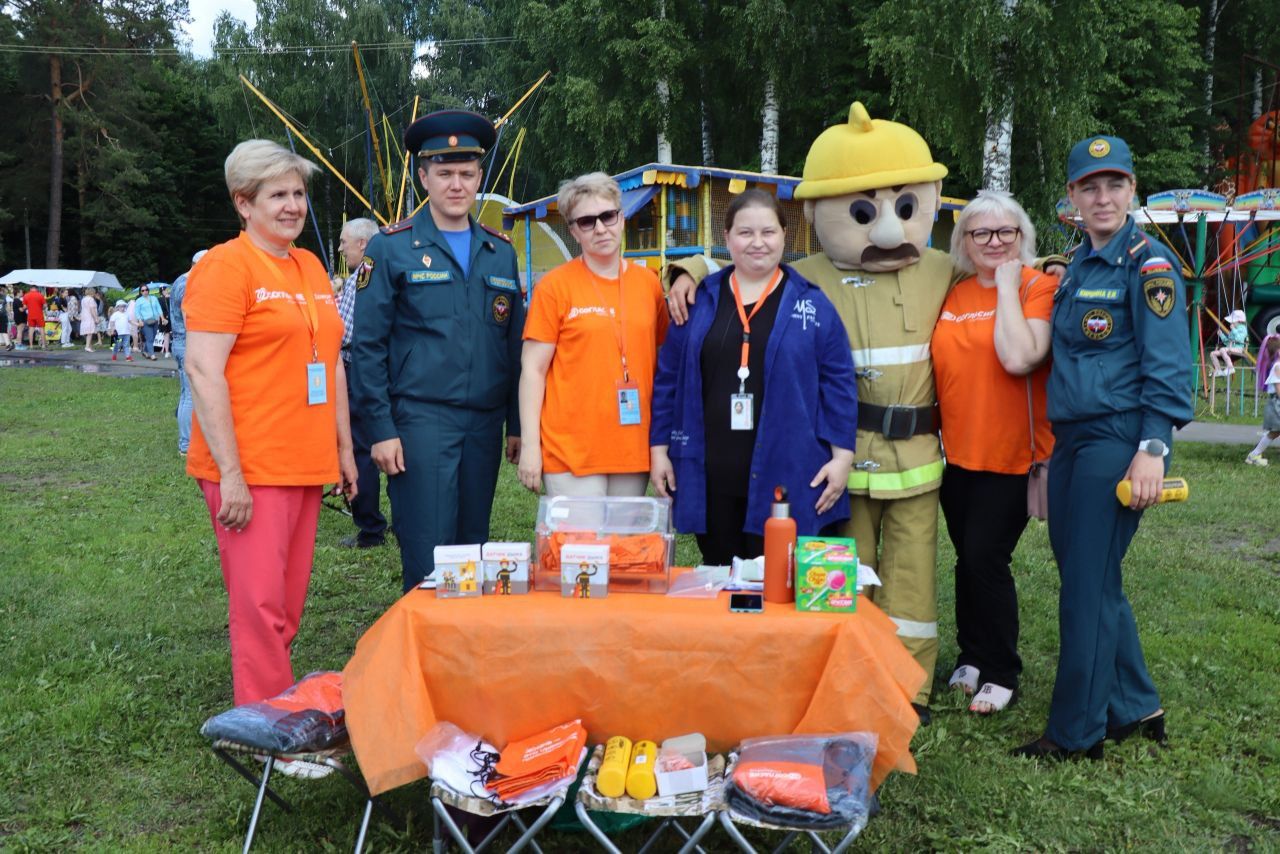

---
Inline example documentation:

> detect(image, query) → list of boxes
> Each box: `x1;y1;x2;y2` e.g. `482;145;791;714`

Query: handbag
1020;274;1049;520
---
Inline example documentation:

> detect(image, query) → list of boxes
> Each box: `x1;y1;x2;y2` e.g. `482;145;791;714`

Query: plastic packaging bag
724;732;877;830
666;567;730;598
199;671;346;753
415;721;501;797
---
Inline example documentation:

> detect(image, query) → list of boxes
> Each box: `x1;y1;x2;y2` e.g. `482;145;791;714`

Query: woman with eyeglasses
932;190;1057;715
518;172;668;497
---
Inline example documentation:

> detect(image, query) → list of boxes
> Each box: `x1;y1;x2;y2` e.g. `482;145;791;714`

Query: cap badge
1089;139;1111;158
448;135;459;147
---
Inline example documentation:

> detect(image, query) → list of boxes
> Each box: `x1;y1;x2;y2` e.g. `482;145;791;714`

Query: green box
795;536;858;613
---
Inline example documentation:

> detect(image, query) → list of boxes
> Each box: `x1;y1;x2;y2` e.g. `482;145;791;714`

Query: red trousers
199;479;322;705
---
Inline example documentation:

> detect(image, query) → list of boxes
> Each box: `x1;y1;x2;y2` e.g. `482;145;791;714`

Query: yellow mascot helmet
795;102;947;200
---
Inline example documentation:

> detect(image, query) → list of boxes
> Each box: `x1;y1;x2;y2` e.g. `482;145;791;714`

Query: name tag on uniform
617;381;641;426
730;393;754;430
486;275;519;292
307;362;327;405
1076;288;1122;302
408;270;451;284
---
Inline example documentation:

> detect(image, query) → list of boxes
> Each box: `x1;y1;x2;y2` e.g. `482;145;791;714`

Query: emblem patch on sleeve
1082;308;1114;340
1143;277;1175;318
491;293;512;324
356;256;374;290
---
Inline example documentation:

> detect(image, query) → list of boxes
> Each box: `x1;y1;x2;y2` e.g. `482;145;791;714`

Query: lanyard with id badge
584;260;641;426
245;235;327;406
729;268;782;431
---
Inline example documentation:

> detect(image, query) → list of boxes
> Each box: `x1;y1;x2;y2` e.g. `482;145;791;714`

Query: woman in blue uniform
1013;136;1192;760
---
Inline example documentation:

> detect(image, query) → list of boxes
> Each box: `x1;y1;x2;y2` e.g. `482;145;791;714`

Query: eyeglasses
966;227;1021;245
568;208;621;231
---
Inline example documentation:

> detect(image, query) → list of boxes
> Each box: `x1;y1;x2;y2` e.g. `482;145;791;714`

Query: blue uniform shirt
349;209;524;444
1047;216;1193;440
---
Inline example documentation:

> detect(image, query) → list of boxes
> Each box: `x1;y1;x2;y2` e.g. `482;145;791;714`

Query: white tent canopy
0;269;123;290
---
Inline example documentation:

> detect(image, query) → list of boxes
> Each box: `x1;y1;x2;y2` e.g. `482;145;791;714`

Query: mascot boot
792;103;952;715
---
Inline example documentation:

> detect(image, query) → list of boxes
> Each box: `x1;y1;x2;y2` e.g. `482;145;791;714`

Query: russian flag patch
1141;257;1173;275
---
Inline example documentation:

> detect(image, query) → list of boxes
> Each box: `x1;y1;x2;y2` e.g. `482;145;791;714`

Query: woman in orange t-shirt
932;190;1056;715
518;172;667;497
185;140;357;724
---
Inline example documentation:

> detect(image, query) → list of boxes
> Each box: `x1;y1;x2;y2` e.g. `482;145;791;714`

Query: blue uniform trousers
388;400;504;591
1045;410;1161;750
345;373;387;544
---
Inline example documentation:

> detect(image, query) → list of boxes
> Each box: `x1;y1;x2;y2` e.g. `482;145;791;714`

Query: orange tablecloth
343;590;925;796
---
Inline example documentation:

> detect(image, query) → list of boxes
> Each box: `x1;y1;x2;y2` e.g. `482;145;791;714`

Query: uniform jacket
650;265;858;536
350;211;524;444
1047;216;1193;440
793;249;957;499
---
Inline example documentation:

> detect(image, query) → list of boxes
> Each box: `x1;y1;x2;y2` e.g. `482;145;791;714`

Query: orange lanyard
729;268;783;379
243;233;321;362
582;258;631;382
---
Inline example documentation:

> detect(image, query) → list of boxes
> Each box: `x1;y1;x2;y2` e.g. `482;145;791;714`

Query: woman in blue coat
650;190;858;562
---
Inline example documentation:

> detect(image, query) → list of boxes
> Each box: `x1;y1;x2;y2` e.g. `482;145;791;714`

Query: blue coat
650;264;858;536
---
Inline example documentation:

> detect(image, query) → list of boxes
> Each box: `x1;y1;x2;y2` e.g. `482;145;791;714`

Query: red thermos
763;486;796;604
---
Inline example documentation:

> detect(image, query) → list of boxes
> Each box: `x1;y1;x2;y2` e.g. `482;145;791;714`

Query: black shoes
339;534;385;549
1107;710;1167;745
912;703;932;727
1011;736;1104;762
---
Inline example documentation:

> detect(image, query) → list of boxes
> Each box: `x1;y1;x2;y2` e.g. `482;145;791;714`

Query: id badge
306;362;327;406
730;393;754;430
617;381;641;426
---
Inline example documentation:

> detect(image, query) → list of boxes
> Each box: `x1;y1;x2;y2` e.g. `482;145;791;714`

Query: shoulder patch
480;223;512;244
380;218;413;235
1140;256;1173;276
1144;277;1176;318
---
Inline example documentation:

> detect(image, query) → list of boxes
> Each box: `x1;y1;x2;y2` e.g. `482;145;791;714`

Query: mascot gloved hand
667;103;958;718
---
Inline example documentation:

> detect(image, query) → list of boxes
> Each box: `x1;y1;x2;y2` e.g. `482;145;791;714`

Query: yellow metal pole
480;127;527;222
238;74;386;225
659;185;668;270
394;95;421;221
699;182;711;251
495;71;551;129
352;42;393;213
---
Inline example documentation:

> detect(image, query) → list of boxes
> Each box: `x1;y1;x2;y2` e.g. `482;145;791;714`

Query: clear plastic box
534;495;674;594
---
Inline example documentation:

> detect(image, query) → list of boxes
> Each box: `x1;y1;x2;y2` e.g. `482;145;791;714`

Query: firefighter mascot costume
671;103;966;719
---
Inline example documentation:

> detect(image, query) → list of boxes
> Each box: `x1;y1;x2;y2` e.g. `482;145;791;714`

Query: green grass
1;369;1278;851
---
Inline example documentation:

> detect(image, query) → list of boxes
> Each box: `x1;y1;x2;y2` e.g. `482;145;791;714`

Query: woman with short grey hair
183;140;356;771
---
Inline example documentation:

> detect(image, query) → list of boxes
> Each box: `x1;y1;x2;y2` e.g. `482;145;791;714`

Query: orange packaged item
533;495;675;593
725;733;878;830
487;719;587;801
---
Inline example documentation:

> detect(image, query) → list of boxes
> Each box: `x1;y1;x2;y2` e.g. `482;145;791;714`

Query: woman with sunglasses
932;190;1057;715
518;172;668;496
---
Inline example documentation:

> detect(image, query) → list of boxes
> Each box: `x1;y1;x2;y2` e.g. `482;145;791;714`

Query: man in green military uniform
350;109;523;592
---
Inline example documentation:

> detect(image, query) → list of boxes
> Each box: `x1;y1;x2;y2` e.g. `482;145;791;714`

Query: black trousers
345;372;387;543
939;463;1029;690
696;491;764;565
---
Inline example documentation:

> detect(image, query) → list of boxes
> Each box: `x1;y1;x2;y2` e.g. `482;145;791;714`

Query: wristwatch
1138;439;1167;457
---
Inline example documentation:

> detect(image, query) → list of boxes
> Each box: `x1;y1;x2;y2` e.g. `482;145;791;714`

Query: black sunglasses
568;208;621;230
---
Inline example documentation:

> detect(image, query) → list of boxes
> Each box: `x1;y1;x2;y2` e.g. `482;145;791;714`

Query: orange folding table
342;589;925;797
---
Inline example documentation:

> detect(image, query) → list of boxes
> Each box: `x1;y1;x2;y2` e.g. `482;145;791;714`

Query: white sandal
948;665;980;695
969;682;1015;714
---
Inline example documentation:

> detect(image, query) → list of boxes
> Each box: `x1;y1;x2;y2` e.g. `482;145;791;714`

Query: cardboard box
655;733;708;797
561;543;609;598
795;536;858;613
434;544;482;598
482;542;531;595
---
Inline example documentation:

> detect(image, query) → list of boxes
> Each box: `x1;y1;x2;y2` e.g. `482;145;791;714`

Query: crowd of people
1;282;174;356
174;106;1197;771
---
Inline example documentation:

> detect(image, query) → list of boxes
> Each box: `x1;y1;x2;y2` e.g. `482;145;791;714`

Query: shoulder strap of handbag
1020;273;1041;466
